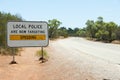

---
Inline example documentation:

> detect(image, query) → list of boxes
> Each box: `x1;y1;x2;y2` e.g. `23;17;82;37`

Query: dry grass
112;40;120;44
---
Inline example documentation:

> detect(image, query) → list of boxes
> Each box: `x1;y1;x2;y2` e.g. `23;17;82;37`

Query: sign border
7;21;49;47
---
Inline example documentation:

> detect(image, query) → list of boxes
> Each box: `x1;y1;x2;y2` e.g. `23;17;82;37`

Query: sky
0;0;120;29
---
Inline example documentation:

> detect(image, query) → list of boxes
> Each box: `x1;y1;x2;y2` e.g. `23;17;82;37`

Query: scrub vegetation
0;12;22;55
48;17;120;43
36;49;49;59
0;12;120;55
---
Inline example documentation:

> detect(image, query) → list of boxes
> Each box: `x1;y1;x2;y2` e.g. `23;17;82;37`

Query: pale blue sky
0;0;120;28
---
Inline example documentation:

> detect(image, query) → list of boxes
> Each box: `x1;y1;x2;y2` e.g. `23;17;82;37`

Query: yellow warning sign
10;35;46;40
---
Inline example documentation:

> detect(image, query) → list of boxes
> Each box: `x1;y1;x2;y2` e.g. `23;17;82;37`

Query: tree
0;12;22;55
95;16;105;30
76;28;87;37
58;27;68;38
97;16;103;23
0;12;22;46
67;28;74;36
95;30;109;41
86;20;97;38
115;26;120;40
48;19;62;39
105;22;117;42
95;17;108;41
73;28;79;36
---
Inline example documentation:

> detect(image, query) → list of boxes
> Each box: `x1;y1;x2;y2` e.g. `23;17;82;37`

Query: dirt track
0;37;120;80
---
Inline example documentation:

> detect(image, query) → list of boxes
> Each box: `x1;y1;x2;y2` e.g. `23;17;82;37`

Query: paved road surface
0;37;120;80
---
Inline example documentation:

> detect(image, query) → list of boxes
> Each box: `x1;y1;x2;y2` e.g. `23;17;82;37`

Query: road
49;37;120;80
58;37;120;64
0;37;120;80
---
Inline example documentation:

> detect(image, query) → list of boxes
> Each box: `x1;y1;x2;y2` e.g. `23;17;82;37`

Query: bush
36;49;49;59
0;47;20;55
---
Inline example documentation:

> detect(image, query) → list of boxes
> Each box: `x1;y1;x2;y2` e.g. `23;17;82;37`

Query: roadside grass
0;47;22;56
86;37;120;44
36;49;49;59
112;40;120;44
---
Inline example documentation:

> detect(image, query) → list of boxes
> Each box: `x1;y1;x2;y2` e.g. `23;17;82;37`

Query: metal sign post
39;47;45;63
10;48;17;64
41;47;44;63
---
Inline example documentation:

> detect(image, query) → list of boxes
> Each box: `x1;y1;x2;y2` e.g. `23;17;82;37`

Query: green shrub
36;50;49;59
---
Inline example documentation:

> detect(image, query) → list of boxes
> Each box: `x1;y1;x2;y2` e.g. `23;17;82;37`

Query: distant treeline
48;17;120;43
80;17;120;42
48;19;80;38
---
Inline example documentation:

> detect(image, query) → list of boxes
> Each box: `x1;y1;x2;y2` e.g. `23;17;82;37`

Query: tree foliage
86;20;97;38
48;19;61;39
116;26;120;40
82;16;119;42
67;28;74;36
0;12;22;55
76;28;86;37
58;27;68;38
47;16;120;43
